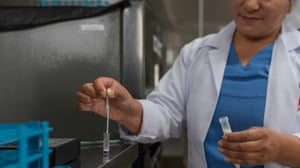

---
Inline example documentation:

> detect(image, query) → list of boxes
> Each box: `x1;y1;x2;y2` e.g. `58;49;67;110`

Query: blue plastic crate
0;121;52;168
38;0;111;7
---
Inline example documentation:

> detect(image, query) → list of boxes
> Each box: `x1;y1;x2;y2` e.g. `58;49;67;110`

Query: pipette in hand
219;116;240;168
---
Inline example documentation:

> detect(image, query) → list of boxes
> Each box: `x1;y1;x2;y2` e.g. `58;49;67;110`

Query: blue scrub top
204;42;274;168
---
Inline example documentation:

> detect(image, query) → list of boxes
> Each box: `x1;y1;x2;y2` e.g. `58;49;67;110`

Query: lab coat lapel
264;23;300;168
264;24;299;133
209;47;229;94
208;22;235;94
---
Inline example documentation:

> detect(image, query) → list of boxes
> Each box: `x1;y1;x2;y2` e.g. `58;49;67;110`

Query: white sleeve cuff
119;99;171;144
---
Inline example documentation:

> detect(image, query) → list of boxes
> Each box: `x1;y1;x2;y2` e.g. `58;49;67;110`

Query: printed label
298;97;300;112
80;20;105;31
298;84;300;112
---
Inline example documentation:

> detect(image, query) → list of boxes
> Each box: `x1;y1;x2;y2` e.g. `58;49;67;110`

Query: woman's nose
243;0;261;12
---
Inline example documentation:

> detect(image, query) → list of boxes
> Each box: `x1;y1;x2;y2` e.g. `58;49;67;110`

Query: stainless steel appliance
0;0;164;142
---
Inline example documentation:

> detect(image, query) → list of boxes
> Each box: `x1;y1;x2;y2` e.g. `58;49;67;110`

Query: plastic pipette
103;91;110;156
219;116;240;168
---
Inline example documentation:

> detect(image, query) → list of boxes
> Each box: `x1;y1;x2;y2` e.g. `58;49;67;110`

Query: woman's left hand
218;127;281;166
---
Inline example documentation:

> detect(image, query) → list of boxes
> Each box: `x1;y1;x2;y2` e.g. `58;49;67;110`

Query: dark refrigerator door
0;8;121;140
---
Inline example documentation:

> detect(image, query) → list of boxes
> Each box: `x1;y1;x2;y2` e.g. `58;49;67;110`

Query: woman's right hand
76;77;143;134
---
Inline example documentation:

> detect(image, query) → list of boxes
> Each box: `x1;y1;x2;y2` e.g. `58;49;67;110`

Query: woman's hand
218;127;281;165
218;127;300;167
76;77;143;134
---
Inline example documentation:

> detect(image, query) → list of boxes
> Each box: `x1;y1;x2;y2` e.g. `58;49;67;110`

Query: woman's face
232;0;292;39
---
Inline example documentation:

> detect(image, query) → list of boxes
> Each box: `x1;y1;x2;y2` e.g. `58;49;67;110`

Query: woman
77;0;300;167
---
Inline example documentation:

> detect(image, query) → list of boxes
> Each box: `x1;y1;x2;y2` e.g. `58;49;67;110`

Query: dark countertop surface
70;142;139;168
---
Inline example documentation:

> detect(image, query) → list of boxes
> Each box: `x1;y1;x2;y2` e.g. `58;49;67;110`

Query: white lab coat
121;21;300;168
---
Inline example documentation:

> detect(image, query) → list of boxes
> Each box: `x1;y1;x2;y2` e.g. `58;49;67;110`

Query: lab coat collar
205;21;236;93
205;21;300;94
205;21;236;49
205;20;300;51
280;21;300;52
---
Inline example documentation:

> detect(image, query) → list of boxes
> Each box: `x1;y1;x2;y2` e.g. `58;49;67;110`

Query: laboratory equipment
219;116;232;134
0;1;164;167
0;121;52;168
0;6;123;141
103;93;110;156
219;116;240;168
38;0;111;7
